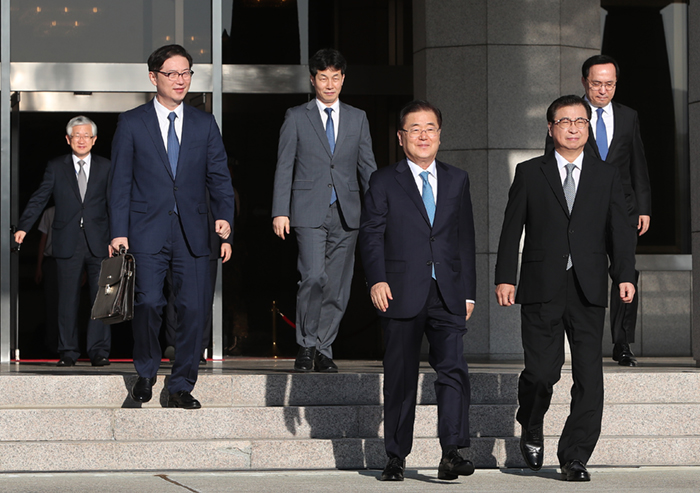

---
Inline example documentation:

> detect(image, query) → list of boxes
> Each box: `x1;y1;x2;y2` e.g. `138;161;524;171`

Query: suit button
569;229;574;234
169;211;174;215
174;186;178;191
430;236;435;242
427;261;433;266
562;255;567;259
328;184;332;188
331;165;335;169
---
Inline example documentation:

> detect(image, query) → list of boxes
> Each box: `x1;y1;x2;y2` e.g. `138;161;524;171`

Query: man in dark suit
272;48;376;372
15;116;111;367
497;95;637;481
110;44;235;409
546;55;651;366
359;100;476;482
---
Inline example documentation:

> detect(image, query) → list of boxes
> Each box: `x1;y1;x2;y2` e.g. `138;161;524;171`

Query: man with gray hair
15;115;112;367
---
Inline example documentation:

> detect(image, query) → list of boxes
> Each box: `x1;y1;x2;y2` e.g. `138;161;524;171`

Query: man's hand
110;237;129;257
220;243;232;263
465;301;475;321
215;220;231;240
638;215;650;236
370;282;393;312
273;216;290;240
14;230;26;244
619;282;635;303
495;283;515;306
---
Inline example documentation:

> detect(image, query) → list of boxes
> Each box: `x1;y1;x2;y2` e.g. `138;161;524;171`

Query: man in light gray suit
272;48;377;372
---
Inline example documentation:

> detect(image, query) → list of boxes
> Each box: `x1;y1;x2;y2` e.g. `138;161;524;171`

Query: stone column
413;0;600;359
689;2;700;367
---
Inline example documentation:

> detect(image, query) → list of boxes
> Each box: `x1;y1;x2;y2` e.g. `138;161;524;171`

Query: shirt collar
72;153;91;166
406;158;437;178
153;96;184;120
585;97;613;115
316;98;340;115
554;150;584;170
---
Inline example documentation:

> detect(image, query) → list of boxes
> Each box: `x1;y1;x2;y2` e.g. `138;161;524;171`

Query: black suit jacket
495;151;636;307
18;153;111;259
359;159;476;319
545;101;651;220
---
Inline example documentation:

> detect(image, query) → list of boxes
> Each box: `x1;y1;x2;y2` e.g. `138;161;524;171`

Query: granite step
1;371;698;408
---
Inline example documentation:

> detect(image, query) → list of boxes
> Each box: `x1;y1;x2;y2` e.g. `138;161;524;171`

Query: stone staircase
0;365;699;472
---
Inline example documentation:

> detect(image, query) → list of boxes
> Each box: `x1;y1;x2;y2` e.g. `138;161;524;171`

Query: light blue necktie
420;171;436;279
167;112;180;177
325;107;337;205
563;163;577;270
596;107;608;160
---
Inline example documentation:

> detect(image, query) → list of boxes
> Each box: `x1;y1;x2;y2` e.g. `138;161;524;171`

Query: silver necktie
77;160;87;201
563;163;576;270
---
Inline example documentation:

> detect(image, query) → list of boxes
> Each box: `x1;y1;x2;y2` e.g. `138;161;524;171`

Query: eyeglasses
400;127;440;138
155;70;194;81
586;79;616;90
552;117;590;129
71;134;95;141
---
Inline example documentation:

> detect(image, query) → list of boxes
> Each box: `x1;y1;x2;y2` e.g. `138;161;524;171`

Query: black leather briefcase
91;246;135;324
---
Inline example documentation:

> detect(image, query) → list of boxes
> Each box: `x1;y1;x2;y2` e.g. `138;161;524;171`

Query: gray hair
66;115;97;137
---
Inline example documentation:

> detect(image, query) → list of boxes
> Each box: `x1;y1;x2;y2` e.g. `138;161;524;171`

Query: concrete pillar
689;2;700;367
413;0;600;359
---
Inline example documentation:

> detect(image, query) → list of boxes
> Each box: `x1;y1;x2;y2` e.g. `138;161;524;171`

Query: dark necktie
167;112;180;177
77;160;87;201
563;163;577;270
420;171;436;279
596;107;608;160
325;107;337;205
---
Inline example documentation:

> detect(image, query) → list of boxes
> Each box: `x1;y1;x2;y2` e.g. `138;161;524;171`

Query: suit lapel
395;159;431;227
334;102;350;155
305;99;333;158
62;154;81;202
540;153;570;217
607;101;622;155
141;99;174;180
84;155;105;201
574;154;597;215
433;160;452;227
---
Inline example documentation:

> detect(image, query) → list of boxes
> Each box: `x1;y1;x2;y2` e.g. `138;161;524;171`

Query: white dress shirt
406;159;438;201
554;150;584;191
316;98;340;141
72;153;91;181
587;99;614;149
153;96;184;151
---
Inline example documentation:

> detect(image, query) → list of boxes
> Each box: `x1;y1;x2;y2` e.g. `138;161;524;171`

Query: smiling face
548;103;589;158
65;124;96;159
397;109;441;169
149;54;191;110
311;67;345;106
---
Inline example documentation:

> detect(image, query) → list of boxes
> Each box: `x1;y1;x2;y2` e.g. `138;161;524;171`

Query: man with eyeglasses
15;116;111;367
360;100;476;481
498;95;636;481
110;44;235;409
272;48;376;373
547;55;651;367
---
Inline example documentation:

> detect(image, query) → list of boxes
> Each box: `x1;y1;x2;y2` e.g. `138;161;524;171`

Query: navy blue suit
359;158;476;459
110;99;235;393
18;153;111;362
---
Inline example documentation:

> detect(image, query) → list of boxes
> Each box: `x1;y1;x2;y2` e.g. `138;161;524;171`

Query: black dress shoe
56;357;75;367
519;425;544;471
199;354;207;365
314;352;338;373
437;449;475;480
131;376;157;403
164;346;176;362
91;356;110;367
561;459;590;481
294;346;316;372
613;343;637;366
167;390;202;409
380;457;405;481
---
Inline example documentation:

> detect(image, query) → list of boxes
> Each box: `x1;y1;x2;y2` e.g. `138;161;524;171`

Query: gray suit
272;99;376;357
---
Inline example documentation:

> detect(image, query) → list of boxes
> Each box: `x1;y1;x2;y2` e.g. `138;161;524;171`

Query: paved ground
1;467;699;492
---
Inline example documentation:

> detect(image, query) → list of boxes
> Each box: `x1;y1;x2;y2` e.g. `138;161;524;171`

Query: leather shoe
167;390;201;409
613;343;637;366
56;357;75;367
199;354;207;365
519;425;544;471
438;449;474;480
131;376;156;403
294;346;316;372
314;352;338;373
380;457;405;481
561;459;590;481
91;356;110;367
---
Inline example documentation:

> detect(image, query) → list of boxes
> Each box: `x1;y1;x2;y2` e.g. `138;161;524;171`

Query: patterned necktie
77;160;87;201
167;112;180;177
563;163;577;270
420;171;436;279
325;107;337;205
596;107;608;160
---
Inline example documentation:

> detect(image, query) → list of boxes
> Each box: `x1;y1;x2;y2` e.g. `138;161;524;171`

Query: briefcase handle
118;244;127;256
